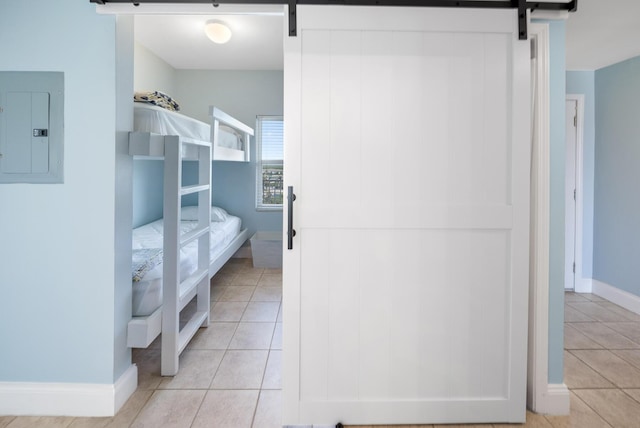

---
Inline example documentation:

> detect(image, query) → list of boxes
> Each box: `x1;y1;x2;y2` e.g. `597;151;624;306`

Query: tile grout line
569;390;615;428
185;390;207;428
251;351;273;428
565;292;640;427
249;269;277;428
191;278;240;428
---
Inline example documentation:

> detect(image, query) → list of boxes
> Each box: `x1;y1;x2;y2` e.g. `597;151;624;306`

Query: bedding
133;102;210;141
134;91;180;111
180;205;229;222
131;210;242;316
218;124;244;150
132;248;163;282
133;102;246;154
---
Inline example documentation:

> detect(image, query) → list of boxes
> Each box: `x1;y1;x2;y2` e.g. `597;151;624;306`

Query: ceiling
134;1;640;72
134;14;284;70
565;0;640;70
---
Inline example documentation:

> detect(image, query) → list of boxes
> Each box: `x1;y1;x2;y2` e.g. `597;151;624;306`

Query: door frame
527;22;570;415
101;3;570;417
565;94;586;292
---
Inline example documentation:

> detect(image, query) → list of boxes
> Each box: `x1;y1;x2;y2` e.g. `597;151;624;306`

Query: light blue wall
176;70;284;236
0;0;123;384
132;160;206;228
593;56;640;296
132;161;164;228
566;71;595;279
547;20;566;385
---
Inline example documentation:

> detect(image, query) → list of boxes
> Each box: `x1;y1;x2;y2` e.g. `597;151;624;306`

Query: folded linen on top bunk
134;91;180;111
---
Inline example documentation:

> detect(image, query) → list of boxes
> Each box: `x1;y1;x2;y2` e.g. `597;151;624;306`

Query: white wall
0;0;123;387
134;42;176;96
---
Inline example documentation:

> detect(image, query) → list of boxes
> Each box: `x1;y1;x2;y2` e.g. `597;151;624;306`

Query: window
256;116;284;210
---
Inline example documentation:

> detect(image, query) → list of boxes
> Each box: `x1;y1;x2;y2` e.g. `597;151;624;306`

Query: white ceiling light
204;20;232;44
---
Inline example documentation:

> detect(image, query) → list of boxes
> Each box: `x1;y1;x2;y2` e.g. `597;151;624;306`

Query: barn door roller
90;0;577;40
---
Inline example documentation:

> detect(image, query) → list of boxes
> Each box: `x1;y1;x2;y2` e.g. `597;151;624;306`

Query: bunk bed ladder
161;135;212;376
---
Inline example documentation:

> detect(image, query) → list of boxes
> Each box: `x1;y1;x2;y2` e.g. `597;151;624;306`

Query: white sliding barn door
283;6;530;426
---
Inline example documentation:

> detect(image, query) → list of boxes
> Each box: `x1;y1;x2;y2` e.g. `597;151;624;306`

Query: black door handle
287;186;296;250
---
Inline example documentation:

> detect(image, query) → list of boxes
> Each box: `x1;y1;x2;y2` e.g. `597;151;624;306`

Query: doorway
99;5;568;422
565;95;585;291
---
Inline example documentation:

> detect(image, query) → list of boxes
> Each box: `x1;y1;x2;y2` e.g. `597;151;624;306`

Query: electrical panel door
0;72;63;183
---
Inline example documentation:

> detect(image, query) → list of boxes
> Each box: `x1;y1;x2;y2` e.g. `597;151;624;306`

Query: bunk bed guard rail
90;0;578;40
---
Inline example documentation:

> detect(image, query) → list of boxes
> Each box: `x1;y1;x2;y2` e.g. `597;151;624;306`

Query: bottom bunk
127;207;249;349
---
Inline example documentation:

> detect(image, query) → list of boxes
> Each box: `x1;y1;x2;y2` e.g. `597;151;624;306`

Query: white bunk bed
128;102;253;376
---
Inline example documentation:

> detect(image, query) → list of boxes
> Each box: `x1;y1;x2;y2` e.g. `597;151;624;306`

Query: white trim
209;106;253;162
593;280;640;316
0;364;137;417
527;22;565;416
535;384;571;415
95;4;284;15
255;115;284;211
127;306;163;348
565;94;587;293
576;277;593;294
114;364;139;415
530;10;570;21
527;21;570;417
96;3;562;20
283;426;333;428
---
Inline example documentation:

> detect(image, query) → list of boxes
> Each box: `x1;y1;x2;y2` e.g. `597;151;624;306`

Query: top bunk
209;106;253;162
129;98;254;162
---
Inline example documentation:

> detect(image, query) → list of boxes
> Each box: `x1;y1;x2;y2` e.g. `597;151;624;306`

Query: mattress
217;124;244;150
134;102;245;151
131;214;242;317
133;102;210;141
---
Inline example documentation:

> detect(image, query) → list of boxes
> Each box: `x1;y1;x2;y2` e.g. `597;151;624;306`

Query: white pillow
180;205;229;222
210;206;229;221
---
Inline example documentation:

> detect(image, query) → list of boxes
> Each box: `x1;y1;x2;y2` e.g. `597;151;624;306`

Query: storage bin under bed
250;231;283;268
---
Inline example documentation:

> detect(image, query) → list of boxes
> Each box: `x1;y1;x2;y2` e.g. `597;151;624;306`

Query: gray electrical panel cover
0;71;64;183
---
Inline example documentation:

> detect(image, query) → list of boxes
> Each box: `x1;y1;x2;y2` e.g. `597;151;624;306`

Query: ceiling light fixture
204;20;232;44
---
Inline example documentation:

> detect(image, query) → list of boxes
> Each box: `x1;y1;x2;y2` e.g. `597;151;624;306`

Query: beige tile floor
4;281;640;427
0;258;281;428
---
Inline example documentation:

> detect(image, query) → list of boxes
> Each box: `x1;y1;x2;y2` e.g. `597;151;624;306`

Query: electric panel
0;72;63;183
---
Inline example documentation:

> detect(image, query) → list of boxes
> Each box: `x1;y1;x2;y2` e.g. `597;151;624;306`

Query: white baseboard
574;277;593;293
592;280;640;316
114;364;138;414
283;426;334;428
0;364;137;417
533;383;570;415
